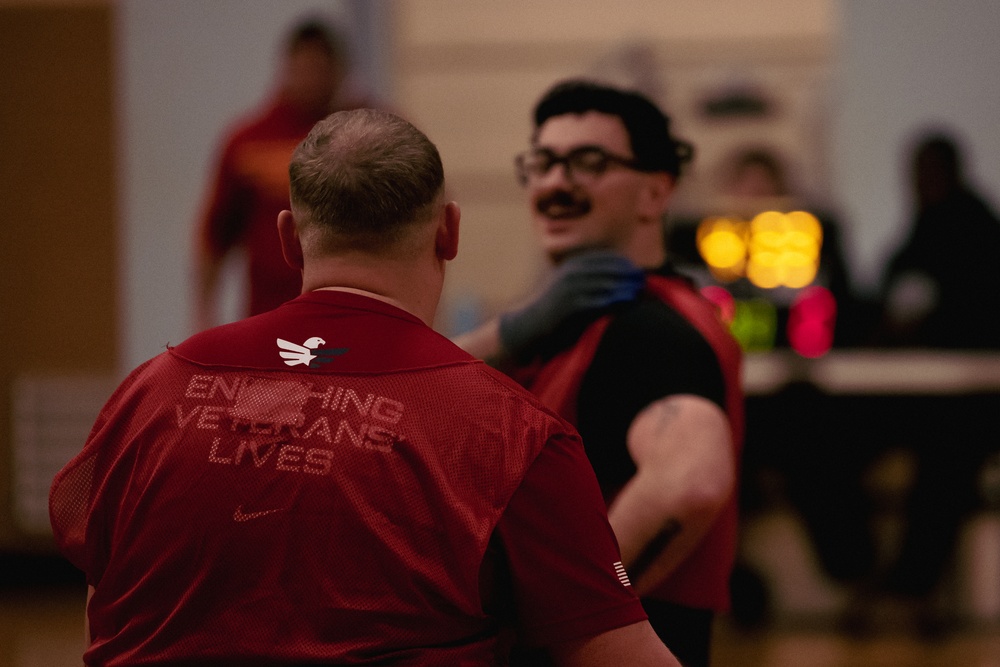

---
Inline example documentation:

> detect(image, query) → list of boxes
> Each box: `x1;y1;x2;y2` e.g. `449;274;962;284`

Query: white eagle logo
276;337;348;368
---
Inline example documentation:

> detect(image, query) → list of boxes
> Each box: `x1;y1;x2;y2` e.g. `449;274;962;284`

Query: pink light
701;285;736;324
788;286;837;358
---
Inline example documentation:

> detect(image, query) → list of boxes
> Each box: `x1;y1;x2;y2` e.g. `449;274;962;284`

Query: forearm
611;395;736;594
550;620;681;667
608;472;729;594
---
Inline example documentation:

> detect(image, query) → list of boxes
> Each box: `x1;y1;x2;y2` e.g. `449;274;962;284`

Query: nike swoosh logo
233;505;284;522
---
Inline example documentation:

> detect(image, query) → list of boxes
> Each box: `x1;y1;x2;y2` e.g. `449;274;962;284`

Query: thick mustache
536;190;591;215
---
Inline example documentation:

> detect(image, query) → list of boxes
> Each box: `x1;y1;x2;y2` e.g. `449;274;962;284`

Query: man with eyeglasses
455;79;744;667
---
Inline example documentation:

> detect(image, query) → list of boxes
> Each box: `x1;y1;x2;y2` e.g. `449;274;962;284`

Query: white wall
832;0;1000;294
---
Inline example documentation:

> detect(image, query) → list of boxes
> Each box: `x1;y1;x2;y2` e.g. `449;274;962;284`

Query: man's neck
627;223;667;269
301;257;443;326
312;286;409;312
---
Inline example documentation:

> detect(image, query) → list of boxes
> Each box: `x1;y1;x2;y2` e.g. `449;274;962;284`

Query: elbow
692;479;734;521
683;462;737;524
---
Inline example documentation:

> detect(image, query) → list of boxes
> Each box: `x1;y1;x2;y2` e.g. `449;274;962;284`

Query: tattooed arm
606;394;735;595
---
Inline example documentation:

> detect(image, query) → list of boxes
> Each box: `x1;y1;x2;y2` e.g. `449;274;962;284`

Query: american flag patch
614;561;631;587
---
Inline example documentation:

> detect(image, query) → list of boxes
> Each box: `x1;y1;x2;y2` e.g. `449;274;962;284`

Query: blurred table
744;349;1000;396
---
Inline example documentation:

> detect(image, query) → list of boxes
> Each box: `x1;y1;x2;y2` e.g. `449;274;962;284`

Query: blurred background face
527;111;651;263
730;161;785;199
283;41;342;116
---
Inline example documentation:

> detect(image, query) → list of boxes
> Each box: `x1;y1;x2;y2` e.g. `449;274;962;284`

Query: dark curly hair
533;79;693;177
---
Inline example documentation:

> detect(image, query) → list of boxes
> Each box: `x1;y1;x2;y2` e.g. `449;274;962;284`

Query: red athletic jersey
50;291;644;666
513;274;745;612
198;96;328;316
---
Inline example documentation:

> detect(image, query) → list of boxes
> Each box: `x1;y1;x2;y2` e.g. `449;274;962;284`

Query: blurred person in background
194;18;377;331
877;131;1000;348
456;79;744;667
836;130;1000;636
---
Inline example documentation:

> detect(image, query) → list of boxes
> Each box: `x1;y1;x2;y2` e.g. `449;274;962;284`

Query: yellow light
696;211;825;289
744;210;823;289
787;210;822;239
746;255;782;289
782;258;819;288
751;210;786;231
787;230;819;253
701;229;746;268
696;217;748;282
749;230;784;252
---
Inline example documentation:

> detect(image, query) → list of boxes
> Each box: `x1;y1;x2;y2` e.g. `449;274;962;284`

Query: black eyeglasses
514;145;645;186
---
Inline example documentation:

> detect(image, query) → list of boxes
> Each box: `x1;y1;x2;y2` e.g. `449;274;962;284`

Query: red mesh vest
50;291;643;664
516;274;745;611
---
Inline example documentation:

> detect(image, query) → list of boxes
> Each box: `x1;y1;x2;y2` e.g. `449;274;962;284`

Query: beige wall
391;0;835;331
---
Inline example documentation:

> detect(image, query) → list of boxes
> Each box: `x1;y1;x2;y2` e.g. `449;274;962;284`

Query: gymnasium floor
3;564;998;667
713;621;1000;666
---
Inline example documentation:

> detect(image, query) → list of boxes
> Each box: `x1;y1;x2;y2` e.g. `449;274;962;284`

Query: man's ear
638;173;675;220
435;201;460;261
277;210;304;270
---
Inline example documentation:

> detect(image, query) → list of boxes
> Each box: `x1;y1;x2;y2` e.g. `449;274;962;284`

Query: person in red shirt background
194;18;375;329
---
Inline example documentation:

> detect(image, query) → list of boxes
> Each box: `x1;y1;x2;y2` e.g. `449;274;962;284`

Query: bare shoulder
627;394;731;461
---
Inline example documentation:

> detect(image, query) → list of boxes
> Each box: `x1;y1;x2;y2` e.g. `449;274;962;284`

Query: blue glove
499;250;646;360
